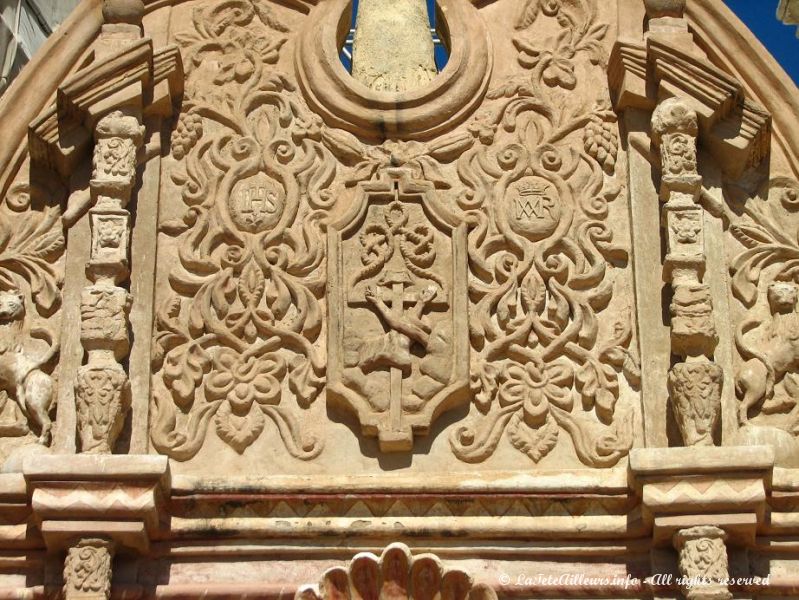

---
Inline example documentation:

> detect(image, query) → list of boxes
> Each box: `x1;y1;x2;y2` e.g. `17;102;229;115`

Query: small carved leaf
288;355;324;409
515;0;540;30
252;1;289;33
163;343;212;407
238;261;265;307
507;413;559;462
731;223;778;248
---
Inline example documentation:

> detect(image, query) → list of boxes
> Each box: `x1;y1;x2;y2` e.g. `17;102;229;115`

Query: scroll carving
152;0;326;460
152;0;639;464
673;526;732;600
63;538;114;600
448;0;639;466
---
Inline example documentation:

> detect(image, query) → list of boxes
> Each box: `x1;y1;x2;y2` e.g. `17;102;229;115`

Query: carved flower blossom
213;45;256;85
498;358;574;427
207;349;286;415
513;38;578;91
468;112;497;145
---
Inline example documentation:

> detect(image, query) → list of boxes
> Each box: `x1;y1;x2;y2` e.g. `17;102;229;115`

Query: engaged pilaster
75;110;144;454
652;98;721;447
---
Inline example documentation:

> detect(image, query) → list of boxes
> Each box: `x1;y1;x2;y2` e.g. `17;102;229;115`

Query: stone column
63;538;115;600
673;526;732;600
75;110;143;453
651;98;722;447
352;0;437;92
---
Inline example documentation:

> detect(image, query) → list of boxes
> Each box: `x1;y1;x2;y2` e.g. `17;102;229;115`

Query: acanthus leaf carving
0;179;63;446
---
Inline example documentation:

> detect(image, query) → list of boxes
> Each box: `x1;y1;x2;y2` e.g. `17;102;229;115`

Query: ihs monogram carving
153;0;640;464
152;0;324;460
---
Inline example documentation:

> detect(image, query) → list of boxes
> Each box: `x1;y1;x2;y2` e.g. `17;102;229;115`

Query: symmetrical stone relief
295;543;498;600
150;0;640;466
3;0;799;597
449;0;639;466
151;0;325;460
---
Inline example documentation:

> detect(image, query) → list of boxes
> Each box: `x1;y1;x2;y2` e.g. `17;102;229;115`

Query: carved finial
651;97;698;145
644;0;686;19
102;0;145;26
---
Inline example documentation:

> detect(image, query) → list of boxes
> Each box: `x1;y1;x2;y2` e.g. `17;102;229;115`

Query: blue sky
342;1;799;86
725;0;799;84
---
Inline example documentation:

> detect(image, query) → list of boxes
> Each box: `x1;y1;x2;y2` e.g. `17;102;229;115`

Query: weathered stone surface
0;0;795;596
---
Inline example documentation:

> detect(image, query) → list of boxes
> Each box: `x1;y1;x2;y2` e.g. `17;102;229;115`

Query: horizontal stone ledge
165;514;648;540
629;446;775;477
22;454;169;482
171;469;630;496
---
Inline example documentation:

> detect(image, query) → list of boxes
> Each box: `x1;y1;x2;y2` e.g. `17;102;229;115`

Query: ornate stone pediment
0;0;798;597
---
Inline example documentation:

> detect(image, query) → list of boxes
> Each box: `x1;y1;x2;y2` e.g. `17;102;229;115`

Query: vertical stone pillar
673;526;732;600
63;538;115;600
652;98;722;447
75;110;143;453
352;0;437;92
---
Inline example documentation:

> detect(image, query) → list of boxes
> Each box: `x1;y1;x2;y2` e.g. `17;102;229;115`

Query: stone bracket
29;37;183;178
629;446;774;547
23;455;170;554
608;36;771;179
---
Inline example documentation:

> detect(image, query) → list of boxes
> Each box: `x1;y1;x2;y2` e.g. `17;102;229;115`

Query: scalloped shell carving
295;543;498;600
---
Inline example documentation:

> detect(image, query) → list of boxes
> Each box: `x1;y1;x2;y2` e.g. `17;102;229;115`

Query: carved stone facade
0;0;794;597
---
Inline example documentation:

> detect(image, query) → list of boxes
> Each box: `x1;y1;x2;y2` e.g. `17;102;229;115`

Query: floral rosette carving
151;0;337;460
449;0;639;466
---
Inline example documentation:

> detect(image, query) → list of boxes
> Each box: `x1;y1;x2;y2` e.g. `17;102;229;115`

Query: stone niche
0;0;796;597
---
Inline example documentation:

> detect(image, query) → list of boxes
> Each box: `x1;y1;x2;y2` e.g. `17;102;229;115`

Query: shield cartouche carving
328;174;468;451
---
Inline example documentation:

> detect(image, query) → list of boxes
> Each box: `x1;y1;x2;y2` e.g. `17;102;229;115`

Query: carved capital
75;363;130;454
669;361;722;447
91;111;144;206
652;98;700;188
673;526;732;600
63;538;114;600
